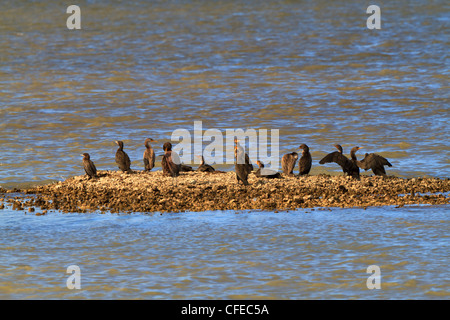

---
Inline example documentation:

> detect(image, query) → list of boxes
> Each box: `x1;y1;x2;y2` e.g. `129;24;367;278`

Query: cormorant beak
358;147;363;150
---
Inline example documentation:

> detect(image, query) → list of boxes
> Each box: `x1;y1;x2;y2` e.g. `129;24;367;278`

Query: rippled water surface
0;0;449;300
0;0;449;186
0;205;449;299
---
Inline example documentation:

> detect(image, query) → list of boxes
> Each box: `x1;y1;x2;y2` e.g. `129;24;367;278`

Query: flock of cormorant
81;138;393;185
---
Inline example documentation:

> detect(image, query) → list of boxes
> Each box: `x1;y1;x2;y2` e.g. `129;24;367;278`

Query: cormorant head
163;142;172;151
334;144;343;153
145;138;157;148
299;144;309;152
81;153;90;160
350;146;363;154
115;140;124;150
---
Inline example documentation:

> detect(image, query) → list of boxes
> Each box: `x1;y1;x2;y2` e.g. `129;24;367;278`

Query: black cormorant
298;144;312;176
281;152;298;176
255;160;282;179
143;138;156;171
357;150;392;176
196;155;215;172
81;153;97;179
234;138;253;174
319;144;360;179
161;142;181;177
115;140;132;173
235;144;249;185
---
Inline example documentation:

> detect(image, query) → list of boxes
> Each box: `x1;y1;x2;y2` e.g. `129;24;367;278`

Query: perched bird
115;140;132;173
356;150;392;176
143;138;157;171
320;144;354;174
348;146;362;179
234;138;253;174
180;164;193;172
255;160;282;179
234;144;249;185
319;144;360;179
161;142;181;177
196;155;215;172
81;153;97;179
298;144;312;176
281;152;298;176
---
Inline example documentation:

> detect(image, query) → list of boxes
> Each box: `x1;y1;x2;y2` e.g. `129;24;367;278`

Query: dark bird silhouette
234;138;253;174
143;138;157;171
357;150;392;176
115;140;132;173
235;144;249;185
255;160;282;179
196;155;215;172
81;153;97;179
161;142;181;177
180;164;193;172
281;151;298;176
319;144;360;179
298;144;312;176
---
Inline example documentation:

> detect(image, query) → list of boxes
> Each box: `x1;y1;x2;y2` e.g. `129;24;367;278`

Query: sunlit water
0;0;449;300
0;205;449;300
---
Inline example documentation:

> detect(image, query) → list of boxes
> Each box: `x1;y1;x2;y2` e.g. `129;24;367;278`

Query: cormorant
81;153;97;179
235;144;249;185
115;140;132;173
255;160;282;179
180;164;193;172
319;144;360;179
234;138;253;174
161;142;181;177
281;151;298;176
298;144;312;176
356;150;392;176
143;138;156;171
196;155;215;172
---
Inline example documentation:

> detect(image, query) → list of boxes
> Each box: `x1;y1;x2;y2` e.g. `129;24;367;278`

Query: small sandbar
1;170;449;214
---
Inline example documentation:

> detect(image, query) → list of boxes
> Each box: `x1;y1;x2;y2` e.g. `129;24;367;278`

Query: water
0;205;449;300
0;0;449;300
1;0;449;186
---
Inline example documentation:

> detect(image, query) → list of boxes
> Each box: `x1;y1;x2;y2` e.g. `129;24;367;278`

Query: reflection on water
0;205;448;299
0;1;449;187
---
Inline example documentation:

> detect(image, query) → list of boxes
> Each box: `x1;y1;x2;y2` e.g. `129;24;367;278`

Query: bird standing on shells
254;160;282;179
356;149;392;176
115;140;132;173
234;144;250;185
234;138;253;174
161;142;181;177
143;138;157;171
348;146;362;179
81;153;97;179
196;155;215;172
298;144;312;176
319;144;359;178
281;151;298;176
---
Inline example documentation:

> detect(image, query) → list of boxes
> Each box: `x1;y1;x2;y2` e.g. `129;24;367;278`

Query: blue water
0;204;448;299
